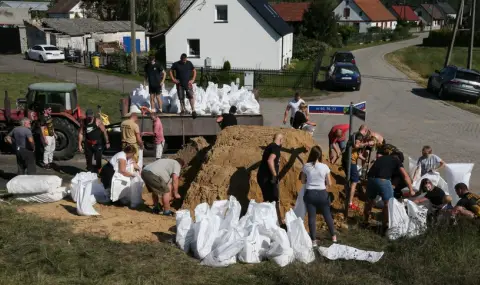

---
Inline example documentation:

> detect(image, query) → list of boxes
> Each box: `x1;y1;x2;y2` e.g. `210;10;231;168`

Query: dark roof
42;18;146;36
436;2;456;15
165;0;292;37
47;0;79;14
419;4;444;20
271;2;310;22
391;5;419;21
246;0;293;36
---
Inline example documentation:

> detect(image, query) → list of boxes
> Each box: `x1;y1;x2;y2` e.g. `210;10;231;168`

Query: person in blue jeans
300;146;337;246
364;147;414;231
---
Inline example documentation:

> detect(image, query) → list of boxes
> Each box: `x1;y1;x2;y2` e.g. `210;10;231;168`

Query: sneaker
43;164;51;170
161;210;175;216
152;206;161;214
349;203;361;211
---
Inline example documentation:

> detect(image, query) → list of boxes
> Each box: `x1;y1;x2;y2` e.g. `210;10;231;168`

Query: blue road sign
308;101;366;115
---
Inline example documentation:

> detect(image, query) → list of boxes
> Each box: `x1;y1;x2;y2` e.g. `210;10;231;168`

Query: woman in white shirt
300;146;337;245
100;145;139;189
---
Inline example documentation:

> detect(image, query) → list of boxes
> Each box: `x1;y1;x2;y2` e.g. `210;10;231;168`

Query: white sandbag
386;198;409;240
129;174;144;208
130;84;150;112
137;149;144;169
211;200;228;219
192;213;221;260
201;228;244;267
7;175;62;195
238;224;270;264
70;172;98;202
318;244;384;263
176;209;194;252
266;226;295;267
110;172;131;202
194;202;210;222
251;201;279;228
77;181;100;216
91;180;110;204
285;209;315;264
14;186;68;203
220;196;241;231
406;200;428;237
408;156;419;179
293;185;307;219
445;163;474;206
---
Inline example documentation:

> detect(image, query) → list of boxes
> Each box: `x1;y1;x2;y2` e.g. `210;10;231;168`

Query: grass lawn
0;73;128;121
385;46;480;114
1;204;480;285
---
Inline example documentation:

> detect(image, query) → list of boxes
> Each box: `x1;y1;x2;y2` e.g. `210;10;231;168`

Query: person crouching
142;158;186;215
100;145;139;191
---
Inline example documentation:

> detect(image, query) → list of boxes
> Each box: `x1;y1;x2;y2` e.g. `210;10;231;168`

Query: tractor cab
17;83;80;120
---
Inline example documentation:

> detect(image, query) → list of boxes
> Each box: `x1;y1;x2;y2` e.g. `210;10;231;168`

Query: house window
187;39;200;57
215;5;228;22
359;11;363;16
417;11;422;17
343;8;350;18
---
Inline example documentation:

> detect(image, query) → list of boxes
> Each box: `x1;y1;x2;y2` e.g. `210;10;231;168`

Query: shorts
257;173;279;202
349;163;360;183
176;84;194;101
141;170;170;195
289;117;294;127
330;141;346;152
367;178;394;201
149;85;162;95
155;141;165;159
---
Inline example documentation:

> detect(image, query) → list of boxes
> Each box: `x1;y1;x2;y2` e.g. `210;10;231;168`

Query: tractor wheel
53;117;78;160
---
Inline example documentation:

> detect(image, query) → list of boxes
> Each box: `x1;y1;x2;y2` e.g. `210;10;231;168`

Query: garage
0;26;21;54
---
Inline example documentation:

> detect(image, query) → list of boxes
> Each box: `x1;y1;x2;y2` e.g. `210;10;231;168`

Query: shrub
422;29;480;47
293;34;330;60
222;60;231;71
338;25;358;44
368;26;382;33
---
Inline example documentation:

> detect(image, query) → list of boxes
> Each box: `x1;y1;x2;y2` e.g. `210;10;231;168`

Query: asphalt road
1;34;479;190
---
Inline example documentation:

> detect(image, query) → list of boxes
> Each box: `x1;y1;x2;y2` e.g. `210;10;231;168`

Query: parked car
326;62;361;91
25;45;65;63
330;51;356;65
427;66;480;104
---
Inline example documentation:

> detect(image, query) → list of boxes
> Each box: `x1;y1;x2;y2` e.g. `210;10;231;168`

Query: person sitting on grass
413;178;452;210
452;183;480;219
141;158;186;216
292;103;316;135
100;145;140;191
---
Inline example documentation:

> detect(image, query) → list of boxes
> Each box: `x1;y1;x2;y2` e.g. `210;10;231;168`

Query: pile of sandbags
6;175;66;203
129;82;260;116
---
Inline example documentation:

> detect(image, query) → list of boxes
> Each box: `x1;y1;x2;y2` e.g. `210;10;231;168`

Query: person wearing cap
78;109;110;172
144;55;166;113
169;53;197;117
216;106;238;130
120;112;144;163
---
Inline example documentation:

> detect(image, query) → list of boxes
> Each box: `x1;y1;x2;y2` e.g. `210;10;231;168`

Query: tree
300;0;340;46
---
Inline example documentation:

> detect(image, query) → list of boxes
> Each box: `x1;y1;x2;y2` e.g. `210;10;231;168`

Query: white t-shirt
302;162;330;190
109;151;133;172
288;99;305;118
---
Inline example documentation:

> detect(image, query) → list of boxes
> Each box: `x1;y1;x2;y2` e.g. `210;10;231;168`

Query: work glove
270;176;278;184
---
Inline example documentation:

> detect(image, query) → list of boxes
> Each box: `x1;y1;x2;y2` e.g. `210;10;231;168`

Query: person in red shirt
150;112;165;160
328;124;349;164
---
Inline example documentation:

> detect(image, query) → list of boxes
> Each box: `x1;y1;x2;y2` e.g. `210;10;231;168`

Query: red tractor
0;82;82;160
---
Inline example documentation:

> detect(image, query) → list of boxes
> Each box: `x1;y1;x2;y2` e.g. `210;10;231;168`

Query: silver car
427;66;480;104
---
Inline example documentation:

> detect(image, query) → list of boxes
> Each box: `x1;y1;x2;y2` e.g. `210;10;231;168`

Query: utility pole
467;0;476;69
444;0;465;67
130;0;137;74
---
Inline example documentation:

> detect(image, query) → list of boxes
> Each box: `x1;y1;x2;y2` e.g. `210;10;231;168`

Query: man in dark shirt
169;53;197;117
364;148;414;229
5;118;36;174
453;183;480;218
144;55;166;113
216;106;238;130
257;133;283;224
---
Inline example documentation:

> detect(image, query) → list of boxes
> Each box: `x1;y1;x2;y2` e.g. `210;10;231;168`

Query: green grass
0;73;128;121
1;204;480;285
385;46;480;114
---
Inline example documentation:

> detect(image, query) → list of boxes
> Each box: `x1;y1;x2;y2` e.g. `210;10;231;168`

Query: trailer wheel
53;117;78;160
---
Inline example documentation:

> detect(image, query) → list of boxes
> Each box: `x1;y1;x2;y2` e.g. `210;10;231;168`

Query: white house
47;0;85;19
334;0;397;33
26;18;149;53
163;0;294;70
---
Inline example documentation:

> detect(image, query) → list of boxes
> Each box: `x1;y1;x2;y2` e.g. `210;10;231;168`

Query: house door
123;37;141;53
354;23;360;32
0;27;21;54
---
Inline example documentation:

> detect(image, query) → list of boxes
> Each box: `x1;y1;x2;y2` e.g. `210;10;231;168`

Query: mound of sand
182;126;352;227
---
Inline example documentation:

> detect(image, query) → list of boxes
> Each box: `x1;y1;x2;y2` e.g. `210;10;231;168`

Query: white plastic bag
176;209;194;252
77;181;100;216
194;202;210;222
386;198;409;240
14;187;67;203
70;172;99;202
285;209;315;264
445;163;474;206
406;200;428;237
251;202;279;228
110;172;131;202
201;228;244;267
266;226;295;267
129;174;144;208
318;244;384;263
7;175;62;194
192;213;221;260
293;185;307;219
211;200;228;219
220;196;241;231
238;224;270;264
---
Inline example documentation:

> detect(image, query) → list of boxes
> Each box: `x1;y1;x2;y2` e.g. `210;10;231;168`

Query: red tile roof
271;2;310;22
391;5;419;21
354;0;397;21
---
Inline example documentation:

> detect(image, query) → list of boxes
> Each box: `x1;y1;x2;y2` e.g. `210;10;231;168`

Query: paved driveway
1;35;478;189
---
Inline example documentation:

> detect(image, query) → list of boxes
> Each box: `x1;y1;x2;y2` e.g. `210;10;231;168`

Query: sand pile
182;126;352;226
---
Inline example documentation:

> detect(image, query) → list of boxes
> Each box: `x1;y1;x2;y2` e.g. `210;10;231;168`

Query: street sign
352;106;366;121
308;101;366;115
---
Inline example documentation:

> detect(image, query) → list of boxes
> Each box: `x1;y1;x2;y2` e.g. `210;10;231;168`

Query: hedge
422;29;480;47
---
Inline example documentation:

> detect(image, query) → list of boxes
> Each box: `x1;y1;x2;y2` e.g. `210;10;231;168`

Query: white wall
281;33;293;67
92;31;148;52
335;0;396;33
165;0;283;69
54;35;86;51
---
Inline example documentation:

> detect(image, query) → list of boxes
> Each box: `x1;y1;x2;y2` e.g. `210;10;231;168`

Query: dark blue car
326;62;361;91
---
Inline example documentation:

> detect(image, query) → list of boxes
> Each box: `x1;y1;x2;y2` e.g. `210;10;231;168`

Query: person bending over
292;103;316;135
452;183;480;219
100;145;139;191
328;123;349;164
300;146;337;246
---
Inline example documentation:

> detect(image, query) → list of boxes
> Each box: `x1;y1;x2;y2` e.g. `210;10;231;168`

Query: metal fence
83;52;152;76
